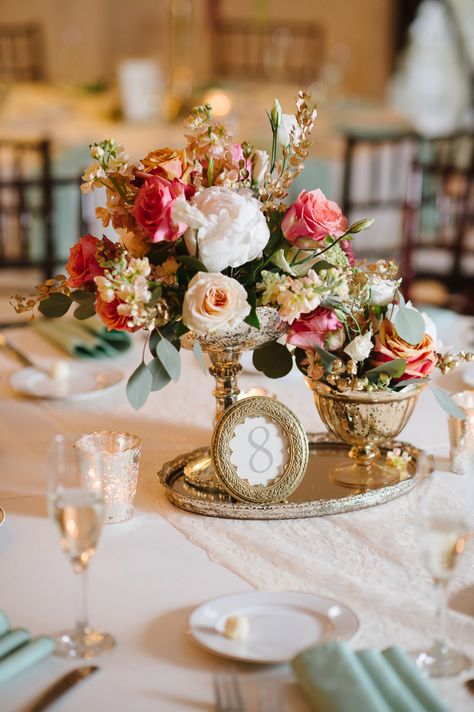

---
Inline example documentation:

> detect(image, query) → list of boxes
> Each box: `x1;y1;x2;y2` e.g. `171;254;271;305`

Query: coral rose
95;296;138;333
281;189;348;245
139;148;187;181
66;234;108;288
371;319;437;381
132;176;192;242
287;307;345;351
182;272;250;336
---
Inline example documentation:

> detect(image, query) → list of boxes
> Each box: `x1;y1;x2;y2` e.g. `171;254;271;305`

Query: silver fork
213;671;246;712
258;681;287;712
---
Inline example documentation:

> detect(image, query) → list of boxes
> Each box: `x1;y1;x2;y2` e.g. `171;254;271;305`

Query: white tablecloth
1;316;474;712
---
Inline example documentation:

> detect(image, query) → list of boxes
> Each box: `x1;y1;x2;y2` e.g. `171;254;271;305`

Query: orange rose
140;148;187;181
371;319;437;381
95;296;138;333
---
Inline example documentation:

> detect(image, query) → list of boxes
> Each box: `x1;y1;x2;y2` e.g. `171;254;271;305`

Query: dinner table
0;307;474;712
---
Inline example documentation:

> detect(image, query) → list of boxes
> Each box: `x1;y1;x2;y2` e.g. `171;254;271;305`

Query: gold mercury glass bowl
312;382;426;489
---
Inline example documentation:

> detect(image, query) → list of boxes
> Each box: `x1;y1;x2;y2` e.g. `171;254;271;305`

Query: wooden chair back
0;23;45;83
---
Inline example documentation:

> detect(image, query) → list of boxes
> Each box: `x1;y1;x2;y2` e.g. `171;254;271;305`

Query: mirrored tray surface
158;433;419;520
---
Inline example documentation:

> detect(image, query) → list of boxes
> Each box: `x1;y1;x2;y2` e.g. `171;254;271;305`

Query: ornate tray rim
158;433;420;520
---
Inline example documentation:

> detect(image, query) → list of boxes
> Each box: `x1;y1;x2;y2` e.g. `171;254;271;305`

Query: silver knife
28;665;99;711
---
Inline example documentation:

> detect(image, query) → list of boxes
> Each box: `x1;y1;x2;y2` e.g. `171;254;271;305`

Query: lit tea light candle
448;391;474;474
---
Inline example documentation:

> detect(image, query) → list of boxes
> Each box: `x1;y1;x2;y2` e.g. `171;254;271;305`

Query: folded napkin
292;642;450;712
33;316;131;359
0;629;30;658
0;637;55;685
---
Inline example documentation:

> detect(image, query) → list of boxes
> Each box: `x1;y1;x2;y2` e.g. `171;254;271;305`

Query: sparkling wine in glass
48;434;115;659
414;454;471;677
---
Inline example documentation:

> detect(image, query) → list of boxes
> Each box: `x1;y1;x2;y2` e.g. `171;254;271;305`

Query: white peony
368;274;401;306
344;332;373;362
172;187;270;272
252;150;270;187
277;113;297;146
182;272;251;335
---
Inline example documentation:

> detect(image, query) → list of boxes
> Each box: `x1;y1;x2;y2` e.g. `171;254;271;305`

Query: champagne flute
48;434;115;659
414;453;471;676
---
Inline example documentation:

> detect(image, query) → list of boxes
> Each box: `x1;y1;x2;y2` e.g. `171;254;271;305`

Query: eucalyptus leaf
252;341;293;379
397;289;406;307
71;290;94;303
149;329;159;357
392;376;428;391
192;341;208;374
314;346;338;371
365;358;406;380
156;338;181;382
430;386;466;420
393;306;425;345
148;286;162;306
312;259;334;273
148;357;172;392
38;293;72;318
73;300;97;320
244;289;260;329
126;363;152;410
176;255;208;273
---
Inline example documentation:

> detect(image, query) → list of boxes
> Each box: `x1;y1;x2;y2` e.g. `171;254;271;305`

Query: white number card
211;396;308;504
229;415;289;486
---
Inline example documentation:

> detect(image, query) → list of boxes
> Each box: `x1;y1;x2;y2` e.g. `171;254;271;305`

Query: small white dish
188;591;358;664
462;364;474;388
10;365;123;400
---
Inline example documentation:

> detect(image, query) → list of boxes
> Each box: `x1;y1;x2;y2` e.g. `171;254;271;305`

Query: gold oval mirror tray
158;433;419;520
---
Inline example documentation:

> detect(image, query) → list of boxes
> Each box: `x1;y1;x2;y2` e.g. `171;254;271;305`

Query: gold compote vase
181;306;287;491
312;382;426;490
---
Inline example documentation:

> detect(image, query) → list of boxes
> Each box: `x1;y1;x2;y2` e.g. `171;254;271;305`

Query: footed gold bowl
312;384;425;489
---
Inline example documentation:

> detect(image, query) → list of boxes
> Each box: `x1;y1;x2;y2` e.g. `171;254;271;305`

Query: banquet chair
209;17;325;84
400;132;474;309
0;139;85;281
0;23;45;82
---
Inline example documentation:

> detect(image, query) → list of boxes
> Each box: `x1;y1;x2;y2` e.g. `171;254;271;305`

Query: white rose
252;150;270;187
277;113;297;146
368;275;400;306
182;272;251;335
344;332;373;362
173;187;270;272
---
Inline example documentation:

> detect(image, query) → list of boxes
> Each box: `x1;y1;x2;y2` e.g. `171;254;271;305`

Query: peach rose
182;272;250;335
371;319;437;381
66;234;107;288
132;176;192;242
95;296;138;333
287;307;344;351
281;189;348;245
139;148;187;181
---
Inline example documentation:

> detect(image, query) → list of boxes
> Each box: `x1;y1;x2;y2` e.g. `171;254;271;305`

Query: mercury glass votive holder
77;432;141;523
448;391;474;475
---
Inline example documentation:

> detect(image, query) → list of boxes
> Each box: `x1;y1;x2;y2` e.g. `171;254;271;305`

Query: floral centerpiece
13;92;470;421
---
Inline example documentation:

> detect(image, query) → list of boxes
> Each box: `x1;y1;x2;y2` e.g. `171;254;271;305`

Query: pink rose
371;319;437;381
287;307;345;351
132;176;192;242
66;234;107;288
95;296;138;333
281;189;348;245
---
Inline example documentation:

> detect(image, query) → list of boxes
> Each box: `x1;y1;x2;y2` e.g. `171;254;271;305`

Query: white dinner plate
462;364;474;388
9;365;123;400
188;591;358;664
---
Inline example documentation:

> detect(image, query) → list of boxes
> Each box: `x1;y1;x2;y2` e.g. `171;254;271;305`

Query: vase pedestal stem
208;349;242;425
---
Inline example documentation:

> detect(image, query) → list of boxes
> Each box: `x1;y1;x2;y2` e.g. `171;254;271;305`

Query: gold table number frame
211;396;309;503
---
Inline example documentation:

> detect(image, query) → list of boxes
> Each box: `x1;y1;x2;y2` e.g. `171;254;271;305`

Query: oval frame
211;396;309;503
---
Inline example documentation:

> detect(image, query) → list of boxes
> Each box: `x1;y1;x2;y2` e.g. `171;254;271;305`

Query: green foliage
252;341;293;379
148;358;172;392
38;293;72;318
313;346;338;371
148;286;163;306
126;363;152;410
156;338;181;382
365;358;406;380
393;306;425;345
430;386;466;420
192;341;208;374
348;218;375;233
243;289;260;329
73;300;96;320
176;255;208;273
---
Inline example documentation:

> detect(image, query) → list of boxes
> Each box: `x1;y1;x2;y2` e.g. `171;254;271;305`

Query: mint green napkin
0;611;9;638
33;317;131;359
0;629;30;658
0;637;55;685
292;642;450;712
